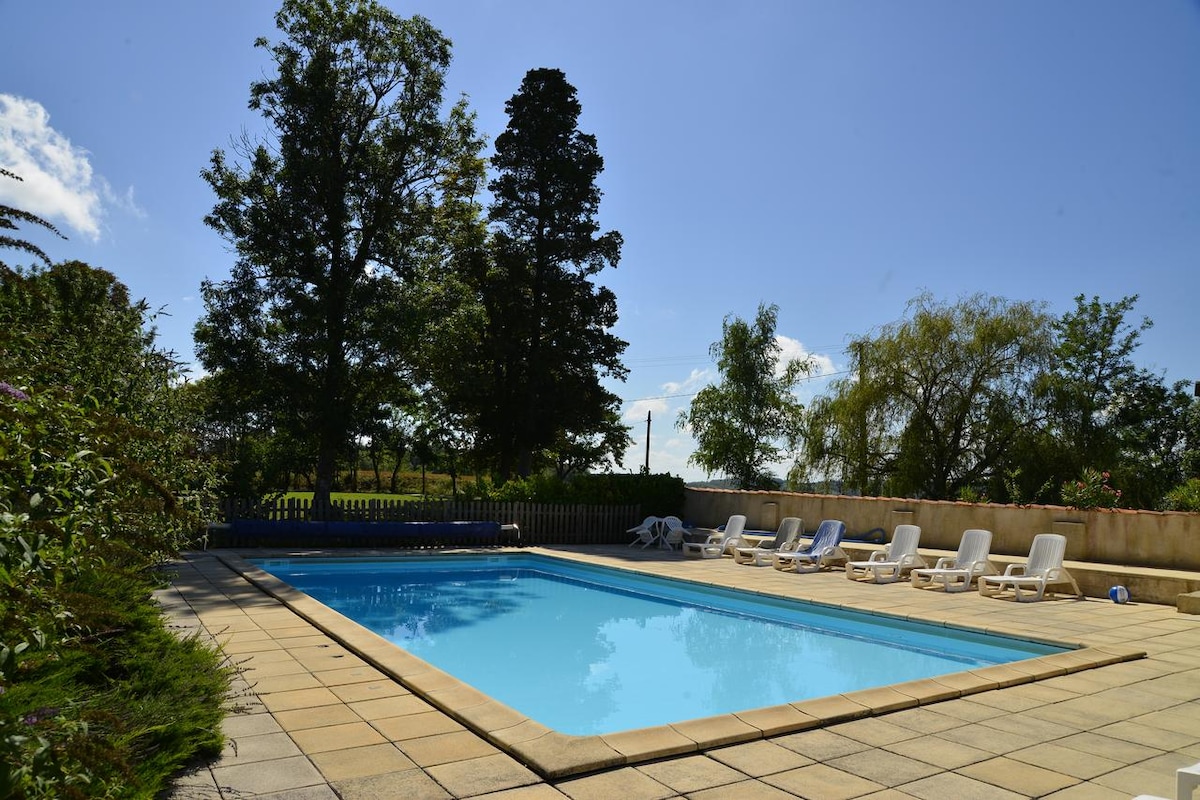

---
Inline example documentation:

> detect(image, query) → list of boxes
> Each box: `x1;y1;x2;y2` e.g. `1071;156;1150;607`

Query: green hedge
480;473;686;516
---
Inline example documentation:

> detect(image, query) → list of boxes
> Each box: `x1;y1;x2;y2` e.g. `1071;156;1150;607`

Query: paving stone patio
159;545;1200;799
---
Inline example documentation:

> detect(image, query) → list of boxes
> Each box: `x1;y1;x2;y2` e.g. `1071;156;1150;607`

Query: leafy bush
1161;478;1200;512
0;566;231;798
1;262;227;797
1060;468;1122;509
477;472;686;515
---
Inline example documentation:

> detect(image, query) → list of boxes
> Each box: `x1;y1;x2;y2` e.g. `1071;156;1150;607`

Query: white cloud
103;181;147;221
662;368;712;395
624;396;670;422
0;94;128;241
775;334;837;378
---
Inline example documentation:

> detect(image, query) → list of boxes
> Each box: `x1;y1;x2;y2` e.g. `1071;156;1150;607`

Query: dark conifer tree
477;68;630;479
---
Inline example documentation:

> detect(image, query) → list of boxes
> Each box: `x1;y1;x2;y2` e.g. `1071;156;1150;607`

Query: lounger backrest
724;515;747;539
778;517;802;547
889;524;921;558
1025;533;1067;577
957;529;992;566
761;517;795;549
810;519;846;551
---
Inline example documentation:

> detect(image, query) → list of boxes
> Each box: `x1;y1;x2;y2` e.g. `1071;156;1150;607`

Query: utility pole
644;410;652;473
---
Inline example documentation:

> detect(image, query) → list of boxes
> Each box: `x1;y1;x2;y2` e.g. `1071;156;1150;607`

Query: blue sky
3;1;1198;483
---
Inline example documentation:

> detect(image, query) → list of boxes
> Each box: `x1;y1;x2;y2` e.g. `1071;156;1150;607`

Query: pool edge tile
669;713;761;749
887;677;962;705
510;731;626;779
456;700;529;735
734;703;822;736
840;685;921;714
220;548;1100;780
602;724;698;760
791;693;872;724
968;663;1036;688
489;718;554;747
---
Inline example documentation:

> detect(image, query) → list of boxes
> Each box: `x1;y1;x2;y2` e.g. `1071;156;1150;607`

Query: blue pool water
251;554;1066;735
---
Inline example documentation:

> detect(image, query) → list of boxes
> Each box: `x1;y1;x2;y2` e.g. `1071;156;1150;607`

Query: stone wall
683;487;1200;572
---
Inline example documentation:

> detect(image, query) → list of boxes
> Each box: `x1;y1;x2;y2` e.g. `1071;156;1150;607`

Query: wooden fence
217;497;642;546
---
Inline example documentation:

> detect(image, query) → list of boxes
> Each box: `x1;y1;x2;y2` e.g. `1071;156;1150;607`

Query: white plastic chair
910;528;995;592
659;516;687;549
682;515;747;558
978;533;1082;602
733;517;802;565
845;524;925;583
772;520;847;573
626;516;662;548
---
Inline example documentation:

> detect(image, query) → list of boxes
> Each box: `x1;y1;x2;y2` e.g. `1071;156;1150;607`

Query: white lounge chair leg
945;574;971;592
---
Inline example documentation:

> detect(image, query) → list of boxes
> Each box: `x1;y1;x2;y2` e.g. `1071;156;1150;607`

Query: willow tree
680;303;810;490
798;293;1053;500
197;0;484;506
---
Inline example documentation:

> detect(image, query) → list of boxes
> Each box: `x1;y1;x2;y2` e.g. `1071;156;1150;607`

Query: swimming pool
251;553;1067;735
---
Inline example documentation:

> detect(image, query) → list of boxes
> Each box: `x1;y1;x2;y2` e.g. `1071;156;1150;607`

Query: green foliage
437;67;630;481
797;292;1052;500
197;0;486;505
1160;478;1200;512
0;258;225;795
1034;295;1191;509
0;567;230;798
1001;467;1054;507
955;486;989;504
478;472;685;514
681;303;810;490
0;169;66;269
1060;468;1123;509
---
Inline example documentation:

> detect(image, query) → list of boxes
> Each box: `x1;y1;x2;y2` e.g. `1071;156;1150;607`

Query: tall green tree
1043;295;1151;472
450;67;629;480
1040;294;1190;507
798;293;1053;499
679;303;810;490
196;0;485;507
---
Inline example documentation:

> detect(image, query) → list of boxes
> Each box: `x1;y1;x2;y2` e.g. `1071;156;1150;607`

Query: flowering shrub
1061;468;1122;509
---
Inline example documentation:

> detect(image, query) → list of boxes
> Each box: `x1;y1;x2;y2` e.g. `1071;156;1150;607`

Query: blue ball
1108;585;1130;604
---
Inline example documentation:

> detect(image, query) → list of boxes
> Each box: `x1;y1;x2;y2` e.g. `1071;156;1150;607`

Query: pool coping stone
210;547;1145;780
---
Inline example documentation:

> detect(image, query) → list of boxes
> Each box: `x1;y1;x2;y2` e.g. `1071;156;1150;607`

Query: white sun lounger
978;533;1082;602
682;514;747;558
732;517;802;566
910;528;995;592
845;524;925;583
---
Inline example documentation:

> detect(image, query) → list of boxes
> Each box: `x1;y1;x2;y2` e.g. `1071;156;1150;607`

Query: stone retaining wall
684;487;1200;572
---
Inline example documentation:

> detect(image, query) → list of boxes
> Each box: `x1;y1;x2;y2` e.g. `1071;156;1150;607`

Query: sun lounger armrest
1002;564;1028;576
867;551;887;563
931;556;956;569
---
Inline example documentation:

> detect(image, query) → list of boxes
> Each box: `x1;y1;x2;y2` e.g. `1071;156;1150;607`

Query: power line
624;367;855;404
